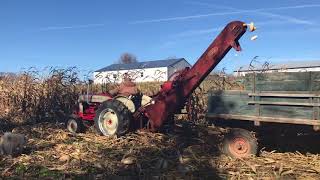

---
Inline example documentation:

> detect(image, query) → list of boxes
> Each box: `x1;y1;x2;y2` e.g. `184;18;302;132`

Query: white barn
234;60;320;77
94;58;191;84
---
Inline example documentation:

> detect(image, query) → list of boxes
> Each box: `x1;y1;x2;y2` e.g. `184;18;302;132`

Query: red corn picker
67;21;251;136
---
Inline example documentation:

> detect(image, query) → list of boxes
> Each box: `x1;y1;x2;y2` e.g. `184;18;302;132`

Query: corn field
186;73;244;124
0;67;81;124
0;67;242;125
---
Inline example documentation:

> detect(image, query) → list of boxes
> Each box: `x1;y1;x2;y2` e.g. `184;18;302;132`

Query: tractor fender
114;96;136;113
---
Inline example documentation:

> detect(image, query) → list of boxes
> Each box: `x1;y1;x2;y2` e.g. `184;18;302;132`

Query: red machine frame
135;21;248;131
71;21;249;134
73;93;112;121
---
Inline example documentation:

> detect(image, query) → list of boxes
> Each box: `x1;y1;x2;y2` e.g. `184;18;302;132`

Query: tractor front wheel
66;118;85;133
94;99;131;137
221;128;258;158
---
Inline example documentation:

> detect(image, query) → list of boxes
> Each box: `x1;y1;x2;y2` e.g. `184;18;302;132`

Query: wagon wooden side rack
206;72;320;158
207;92;320;129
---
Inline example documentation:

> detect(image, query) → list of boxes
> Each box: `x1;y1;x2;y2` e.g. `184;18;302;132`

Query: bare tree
118;53;137;64
247;56;272;73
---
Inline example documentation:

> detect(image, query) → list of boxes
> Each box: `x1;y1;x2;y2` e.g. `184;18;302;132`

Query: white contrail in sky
172;20;292;38
173;27;223;38
257;12;313;25
130;4;320;24
37;23;105;31
169;2;316;38
189;2;314;25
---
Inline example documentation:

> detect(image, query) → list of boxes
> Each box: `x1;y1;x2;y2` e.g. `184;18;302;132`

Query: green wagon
206;72;320;158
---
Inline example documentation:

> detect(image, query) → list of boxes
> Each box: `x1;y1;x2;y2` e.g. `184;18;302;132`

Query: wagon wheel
94;99;132;136
221;128;258;158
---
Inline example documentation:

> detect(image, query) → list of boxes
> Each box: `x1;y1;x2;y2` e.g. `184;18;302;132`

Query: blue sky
1;0;320;75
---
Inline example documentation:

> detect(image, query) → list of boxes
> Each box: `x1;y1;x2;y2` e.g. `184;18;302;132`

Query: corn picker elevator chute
67;21;250;136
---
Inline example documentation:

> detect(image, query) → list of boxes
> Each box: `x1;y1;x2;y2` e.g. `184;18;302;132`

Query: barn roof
235;60;320;72
95;58;188;72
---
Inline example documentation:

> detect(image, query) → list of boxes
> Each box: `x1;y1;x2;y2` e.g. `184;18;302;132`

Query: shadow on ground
259;133;320;154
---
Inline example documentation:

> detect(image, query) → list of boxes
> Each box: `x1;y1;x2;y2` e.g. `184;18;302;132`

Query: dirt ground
1;119;320;179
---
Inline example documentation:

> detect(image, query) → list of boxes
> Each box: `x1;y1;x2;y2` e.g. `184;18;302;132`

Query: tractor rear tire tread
94;99;132;136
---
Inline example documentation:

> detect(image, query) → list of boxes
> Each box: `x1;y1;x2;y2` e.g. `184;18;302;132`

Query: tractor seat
78;94;112;103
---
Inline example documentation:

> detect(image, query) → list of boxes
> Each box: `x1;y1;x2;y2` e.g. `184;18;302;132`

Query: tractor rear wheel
94;99;131;137
221;128;258;158
66;118;85;133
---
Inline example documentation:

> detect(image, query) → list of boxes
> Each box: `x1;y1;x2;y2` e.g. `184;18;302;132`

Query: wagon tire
66;118;85;133
222;128;258;158
94;99;131;137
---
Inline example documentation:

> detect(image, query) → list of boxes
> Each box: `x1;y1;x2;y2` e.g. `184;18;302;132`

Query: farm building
234;60;320;76
93;58;191;83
